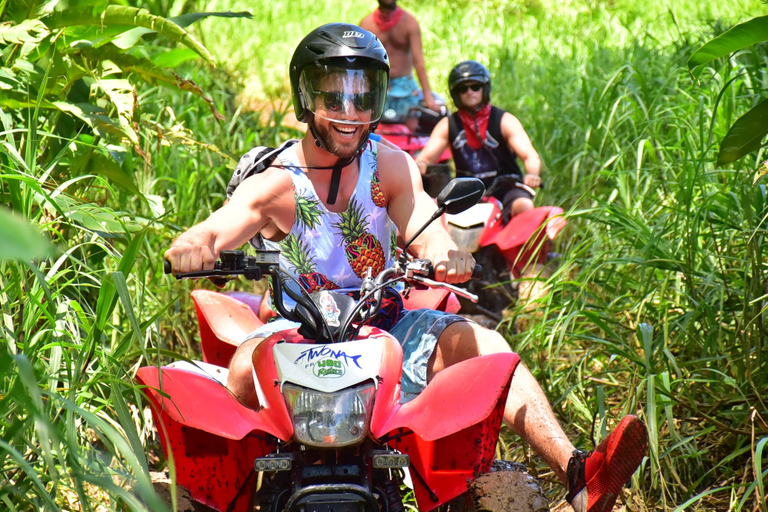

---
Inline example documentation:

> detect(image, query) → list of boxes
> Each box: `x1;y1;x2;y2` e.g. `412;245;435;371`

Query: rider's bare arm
373;135;401;152
378;145;475;283
405;14;437;112
501;112;542;187
413;116;450;174
164;168;293;273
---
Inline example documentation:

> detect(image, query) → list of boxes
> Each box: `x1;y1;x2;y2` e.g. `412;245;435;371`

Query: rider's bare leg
227;337;263;409
405;115;419;132
511;196;535;216
428;321;574;482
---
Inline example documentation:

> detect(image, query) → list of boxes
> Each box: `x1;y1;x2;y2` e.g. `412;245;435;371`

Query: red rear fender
482;206;565;251
191;289;264;367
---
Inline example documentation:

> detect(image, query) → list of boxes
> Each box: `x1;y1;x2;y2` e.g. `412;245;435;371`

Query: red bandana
458;103;492;150
373;6;403;32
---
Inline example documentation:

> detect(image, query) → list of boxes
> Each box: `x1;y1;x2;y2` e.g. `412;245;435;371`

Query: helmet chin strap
307;120;368;205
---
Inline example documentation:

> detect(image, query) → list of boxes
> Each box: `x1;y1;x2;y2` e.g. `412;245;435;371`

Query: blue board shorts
384;74;422;121
245;309;470;402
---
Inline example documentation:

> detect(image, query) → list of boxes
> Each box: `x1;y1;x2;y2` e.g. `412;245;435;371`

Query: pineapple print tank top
258;139;399;309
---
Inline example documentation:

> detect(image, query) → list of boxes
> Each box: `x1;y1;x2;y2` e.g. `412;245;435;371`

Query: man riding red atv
415;60;542;221
162;25;647;512
413;60;566;317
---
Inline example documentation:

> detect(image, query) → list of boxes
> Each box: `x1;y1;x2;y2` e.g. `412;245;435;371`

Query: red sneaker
566;415;648;512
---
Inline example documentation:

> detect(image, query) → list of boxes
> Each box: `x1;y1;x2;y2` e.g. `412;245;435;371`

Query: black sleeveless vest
448;106;522;196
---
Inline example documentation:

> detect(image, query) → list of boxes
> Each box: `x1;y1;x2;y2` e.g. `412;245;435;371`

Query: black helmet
290;23;390;124
448;60;491;109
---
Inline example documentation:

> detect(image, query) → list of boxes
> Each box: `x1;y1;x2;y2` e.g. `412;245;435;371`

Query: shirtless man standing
360;0;440;125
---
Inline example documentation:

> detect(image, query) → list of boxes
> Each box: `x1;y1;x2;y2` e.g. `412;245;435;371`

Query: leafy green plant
0;207;51;261
0;1;257;509
688;14;768;165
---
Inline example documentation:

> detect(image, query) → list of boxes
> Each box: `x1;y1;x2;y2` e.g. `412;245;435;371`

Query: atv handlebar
164;178;487;342
164;250;482;343
164;250;280;281
164;252;481;283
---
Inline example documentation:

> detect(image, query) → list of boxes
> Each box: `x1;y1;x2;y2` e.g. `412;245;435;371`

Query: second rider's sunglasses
457;82;483;94
315;90;375;112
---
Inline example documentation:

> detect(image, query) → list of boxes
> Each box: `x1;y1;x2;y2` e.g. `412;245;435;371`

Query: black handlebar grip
472;264;483;279
164;260;172;275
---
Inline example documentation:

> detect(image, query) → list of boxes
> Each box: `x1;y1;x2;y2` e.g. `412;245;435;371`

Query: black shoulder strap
486;106;506;146
489;106;504;129
226;139;299;198
448;112;460;146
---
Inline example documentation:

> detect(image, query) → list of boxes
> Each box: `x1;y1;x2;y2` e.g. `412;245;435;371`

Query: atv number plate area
274;338;385;393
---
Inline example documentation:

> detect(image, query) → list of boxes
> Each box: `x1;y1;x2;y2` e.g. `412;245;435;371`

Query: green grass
2;0;767;509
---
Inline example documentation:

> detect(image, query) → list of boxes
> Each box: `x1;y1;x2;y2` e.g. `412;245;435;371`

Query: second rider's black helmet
448;60;491;110
290;23;390;124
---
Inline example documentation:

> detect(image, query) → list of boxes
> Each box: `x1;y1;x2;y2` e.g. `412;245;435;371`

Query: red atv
443;177;566;319
138;179;548;512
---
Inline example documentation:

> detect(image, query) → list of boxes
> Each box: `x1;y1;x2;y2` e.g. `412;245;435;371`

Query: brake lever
408;275;479;303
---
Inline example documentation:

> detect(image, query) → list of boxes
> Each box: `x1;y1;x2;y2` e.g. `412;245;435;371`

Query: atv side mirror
400;178;486;257
436;178;486;214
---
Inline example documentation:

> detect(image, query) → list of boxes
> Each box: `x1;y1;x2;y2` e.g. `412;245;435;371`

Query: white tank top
259;140;398;307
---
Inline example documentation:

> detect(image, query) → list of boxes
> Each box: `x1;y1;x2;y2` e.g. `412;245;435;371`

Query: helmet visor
300;64;387;126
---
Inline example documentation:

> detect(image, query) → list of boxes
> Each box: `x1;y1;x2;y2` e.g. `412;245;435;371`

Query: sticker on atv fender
273;339;387;392
314;358;345;378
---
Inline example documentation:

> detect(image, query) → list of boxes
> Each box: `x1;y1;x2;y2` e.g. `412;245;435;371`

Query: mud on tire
440;460;549;512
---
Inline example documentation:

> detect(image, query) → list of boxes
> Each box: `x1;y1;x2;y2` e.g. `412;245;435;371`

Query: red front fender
373;352;520;512
371;352;519;439
137;365;291;511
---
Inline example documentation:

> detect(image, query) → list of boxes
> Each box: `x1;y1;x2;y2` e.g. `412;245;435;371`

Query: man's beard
313;121;366;160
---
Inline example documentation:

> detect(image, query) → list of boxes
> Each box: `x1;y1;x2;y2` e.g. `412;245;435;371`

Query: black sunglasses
315;90;376;112
456;83;483;94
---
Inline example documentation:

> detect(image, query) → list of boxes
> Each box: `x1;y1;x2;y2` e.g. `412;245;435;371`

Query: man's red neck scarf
458;103;492;150
373;6;403;32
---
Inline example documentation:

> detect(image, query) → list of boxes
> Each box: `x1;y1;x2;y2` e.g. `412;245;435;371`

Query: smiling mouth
333;124;358;138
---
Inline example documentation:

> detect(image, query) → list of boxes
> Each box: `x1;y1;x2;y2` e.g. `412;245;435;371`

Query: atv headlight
283;382;375;447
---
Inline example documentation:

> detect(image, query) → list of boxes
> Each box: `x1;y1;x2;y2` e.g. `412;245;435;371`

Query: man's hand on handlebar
422;92;442;115
523;174;541;189
428;248;477;284
163;244;216;275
